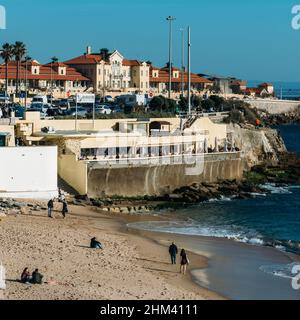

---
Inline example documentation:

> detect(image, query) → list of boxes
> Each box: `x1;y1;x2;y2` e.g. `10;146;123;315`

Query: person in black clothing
47;199;54;218
62;200;68;219
169;242;178;264
31;269;43;284
180;249;189;275
90;237;103;249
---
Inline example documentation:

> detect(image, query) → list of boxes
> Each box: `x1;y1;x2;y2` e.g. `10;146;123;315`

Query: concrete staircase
57;176;79;200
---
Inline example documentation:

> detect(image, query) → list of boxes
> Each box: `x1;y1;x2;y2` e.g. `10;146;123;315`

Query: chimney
86;46;92;55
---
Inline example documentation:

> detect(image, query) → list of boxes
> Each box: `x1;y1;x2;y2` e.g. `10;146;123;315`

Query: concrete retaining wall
87;153;244;197
245;99;300;114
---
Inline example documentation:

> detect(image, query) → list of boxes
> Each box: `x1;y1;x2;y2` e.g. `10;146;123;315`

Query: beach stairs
57;176;79;201
182;114;199;130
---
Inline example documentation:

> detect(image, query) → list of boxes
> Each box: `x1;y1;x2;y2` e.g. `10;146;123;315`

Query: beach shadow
6;279;22;283
75;245;91;249
143;267;177;274
137;258;170;265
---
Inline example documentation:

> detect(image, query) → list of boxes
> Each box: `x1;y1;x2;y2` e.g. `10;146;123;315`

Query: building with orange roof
64;47;150;95
149;64;213;95
0;59;91;98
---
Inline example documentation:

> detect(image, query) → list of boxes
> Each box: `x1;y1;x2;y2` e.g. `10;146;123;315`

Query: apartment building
64;47;150;95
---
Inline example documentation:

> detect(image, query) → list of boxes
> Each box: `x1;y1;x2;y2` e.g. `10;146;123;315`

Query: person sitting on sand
21;268;31;284
180;249;189;275
31;269;43;284
90;237;103;249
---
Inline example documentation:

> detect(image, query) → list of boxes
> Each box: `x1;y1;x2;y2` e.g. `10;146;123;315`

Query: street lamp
180;28;185;97
166;16;176;99
24;55;31;108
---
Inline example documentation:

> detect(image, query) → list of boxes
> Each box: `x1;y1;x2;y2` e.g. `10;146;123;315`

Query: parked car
47;107;64;117
94;104;112;115
110;105;123;113
64;106;88;117
28;102;49;113
0;92;10;103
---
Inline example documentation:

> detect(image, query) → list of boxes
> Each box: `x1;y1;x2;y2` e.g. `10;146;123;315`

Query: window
141;82;143;89
141;70;143;76
146;71;148;76
61;69;64;75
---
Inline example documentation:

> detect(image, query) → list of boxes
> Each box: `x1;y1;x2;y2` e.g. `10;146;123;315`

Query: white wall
0;146;58;199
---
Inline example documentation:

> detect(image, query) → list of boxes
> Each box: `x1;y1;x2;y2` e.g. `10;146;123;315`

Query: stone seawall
86;153;245;197
245;99;300;114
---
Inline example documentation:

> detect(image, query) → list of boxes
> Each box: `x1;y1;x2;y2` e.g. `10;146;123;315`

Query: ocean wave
261;183;293;194
208;195;234;203
127;221;300;255
260;262;300;280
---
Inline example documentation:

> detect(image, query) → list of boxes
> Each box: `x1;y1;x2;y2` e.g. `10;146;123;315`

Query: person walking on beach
61;200;68;219
180;249;189;275
47;199;54;218
169;242;178;264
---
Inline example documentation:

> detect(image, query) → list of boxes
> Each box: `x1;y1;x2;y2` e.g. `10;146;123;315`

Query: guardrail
84;151;241;169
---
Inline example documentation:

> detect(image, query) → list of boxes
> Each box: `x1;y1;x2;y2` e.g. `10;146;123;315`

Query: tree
100;48;109;61
149;96;164;112
209;95;225;111
0;43;14;94
13;41;26;96
179;96;188;111
192;95;201;108
201;99;215;111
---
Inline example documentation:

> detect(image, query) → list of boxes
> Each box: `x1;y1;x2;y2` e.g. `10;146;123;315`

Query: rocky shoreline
261;107;300;125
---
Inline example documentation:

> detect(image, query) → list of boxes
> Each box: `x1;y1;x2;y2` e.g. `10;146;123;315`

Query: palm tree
0;43;14;95
13;41;26;96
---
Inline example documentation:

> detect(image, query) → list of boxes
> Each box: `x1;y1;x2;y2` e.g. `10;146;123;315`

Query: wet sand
0;203;221;300
126;225;300;300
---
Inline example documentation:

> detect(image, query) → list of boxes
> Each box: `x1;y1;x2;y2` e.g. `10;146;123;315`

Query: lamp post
24;56;31;108
166;16;176;99
187;26;191;115
180;28;185;97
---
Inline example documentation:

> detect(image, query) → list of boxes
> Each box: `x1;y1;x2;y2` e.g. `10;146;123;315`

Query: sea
128;123;300;299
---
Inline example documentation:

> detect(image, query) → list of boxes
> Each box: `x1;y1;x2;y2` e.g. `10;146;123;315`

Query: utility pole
187;26;191;115
24;56;31;108
166;16;176;99
180;28;185;97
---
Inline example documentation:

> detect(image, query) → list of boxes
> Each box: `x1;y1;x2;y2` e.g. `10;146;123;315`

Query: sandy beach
0;202;222;300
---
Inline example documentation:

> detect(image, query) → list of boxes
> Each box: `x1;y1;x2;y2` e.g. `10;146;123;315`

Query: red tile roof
0;62;90;81
122;59;142;66
64;54;103;65
150;68;213;84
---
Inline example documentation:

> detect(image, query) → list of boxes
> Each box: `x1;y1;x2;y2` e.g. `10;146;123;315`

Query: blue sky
0;0;299;82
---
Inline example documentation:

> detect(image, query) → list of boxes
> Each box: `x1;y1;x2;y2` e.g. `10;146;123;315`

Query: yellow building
64;47;150;95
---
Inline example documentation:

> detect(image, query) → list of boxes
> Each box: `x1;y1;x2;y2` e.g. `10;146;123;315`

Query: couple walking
169;242;189;275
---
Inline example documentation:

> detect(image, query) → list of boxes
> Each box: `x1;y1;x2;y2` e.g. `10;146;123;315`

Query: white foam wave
261;183;292;194
260;262;300;280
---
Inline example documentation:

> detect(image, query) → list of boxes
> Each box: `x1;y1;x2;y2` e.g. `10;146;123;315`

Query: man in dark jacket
169;242;178;264
31;269;43;284
47;199;54;218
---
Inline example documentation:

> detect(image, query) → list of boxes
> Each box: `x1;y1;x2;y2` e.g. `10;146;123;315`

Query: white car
95;105;112;114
